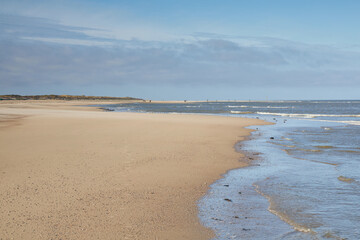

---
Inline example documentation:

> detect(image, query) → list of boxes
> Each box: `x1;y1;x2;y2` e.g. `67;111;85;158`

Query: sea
99;100;360;239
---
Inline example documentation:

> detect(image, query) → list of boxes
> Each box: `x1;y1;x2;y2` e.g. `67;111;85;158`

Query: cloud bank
1;14;360;98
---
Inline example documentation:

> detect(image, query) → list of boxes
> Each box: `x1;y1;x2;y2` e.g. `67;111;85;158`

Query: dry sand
0;101;267;239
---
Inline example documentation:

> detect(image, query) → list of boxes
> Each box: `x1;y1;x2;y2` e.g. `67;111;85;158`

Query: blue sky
1;0;360;100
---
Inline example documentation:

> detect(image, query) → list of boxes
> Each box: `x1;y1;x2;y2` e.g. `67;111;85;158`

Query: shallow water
99;100;360;239
240;119;360;239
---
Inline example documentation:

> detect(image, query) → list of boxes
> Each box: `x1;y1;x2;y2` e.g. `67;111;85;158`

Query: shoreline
0;100;269;239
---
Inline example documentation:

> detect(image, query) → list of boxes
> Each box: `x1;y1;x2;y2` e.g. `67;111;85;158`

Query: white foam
256;112;360;118
230;110;253;114
228;105;290;109
340;121;360;125
309;101;360;104
284;117;360;126
228;105;247;108
321;120;360;126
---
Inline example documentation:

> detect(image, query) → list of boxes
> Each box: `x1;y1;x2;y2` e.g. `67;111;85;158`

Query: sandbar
0;100;267;239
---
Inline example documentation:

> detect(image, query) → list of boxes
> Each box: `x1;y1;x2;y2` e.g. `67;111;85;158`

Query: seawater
99;100;360;239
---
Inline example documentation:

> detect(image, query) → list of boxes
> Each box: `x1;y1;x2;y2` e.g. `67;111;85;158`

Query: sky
1;0;360;100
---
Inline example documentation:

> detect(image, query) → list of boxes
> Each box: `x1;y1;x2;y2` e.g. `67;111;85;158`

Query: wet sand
0;101;267;239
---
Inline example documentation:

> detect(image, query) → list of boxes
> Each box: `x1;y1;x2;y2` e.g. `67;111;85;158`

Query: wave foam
256;112;360;118
230;110;254;114
228;105;290;109
307;119;360;126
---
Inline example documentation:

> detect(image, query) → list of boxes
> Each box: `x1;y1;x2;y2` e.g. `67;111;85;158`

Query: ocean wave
228;105;290;109
227;105;247;108
256;112;360;118
308;119;360;126
230;110;254;114
266;106;292;109
309;101;360;104
336;120;360;125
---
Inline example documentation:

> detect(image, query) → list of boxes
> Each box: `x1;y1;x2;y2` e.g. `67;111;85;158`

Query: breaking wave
230;110;254;114
256;112;360;118
228;105;291;109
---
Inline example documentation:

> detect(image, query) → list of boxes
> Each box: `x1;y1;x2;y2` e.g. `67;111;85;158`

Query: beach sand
0;101;266;239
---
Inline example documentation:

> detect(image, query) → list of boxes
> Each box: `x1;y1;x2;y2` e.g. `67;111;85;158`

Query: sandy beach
0;101;267;239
